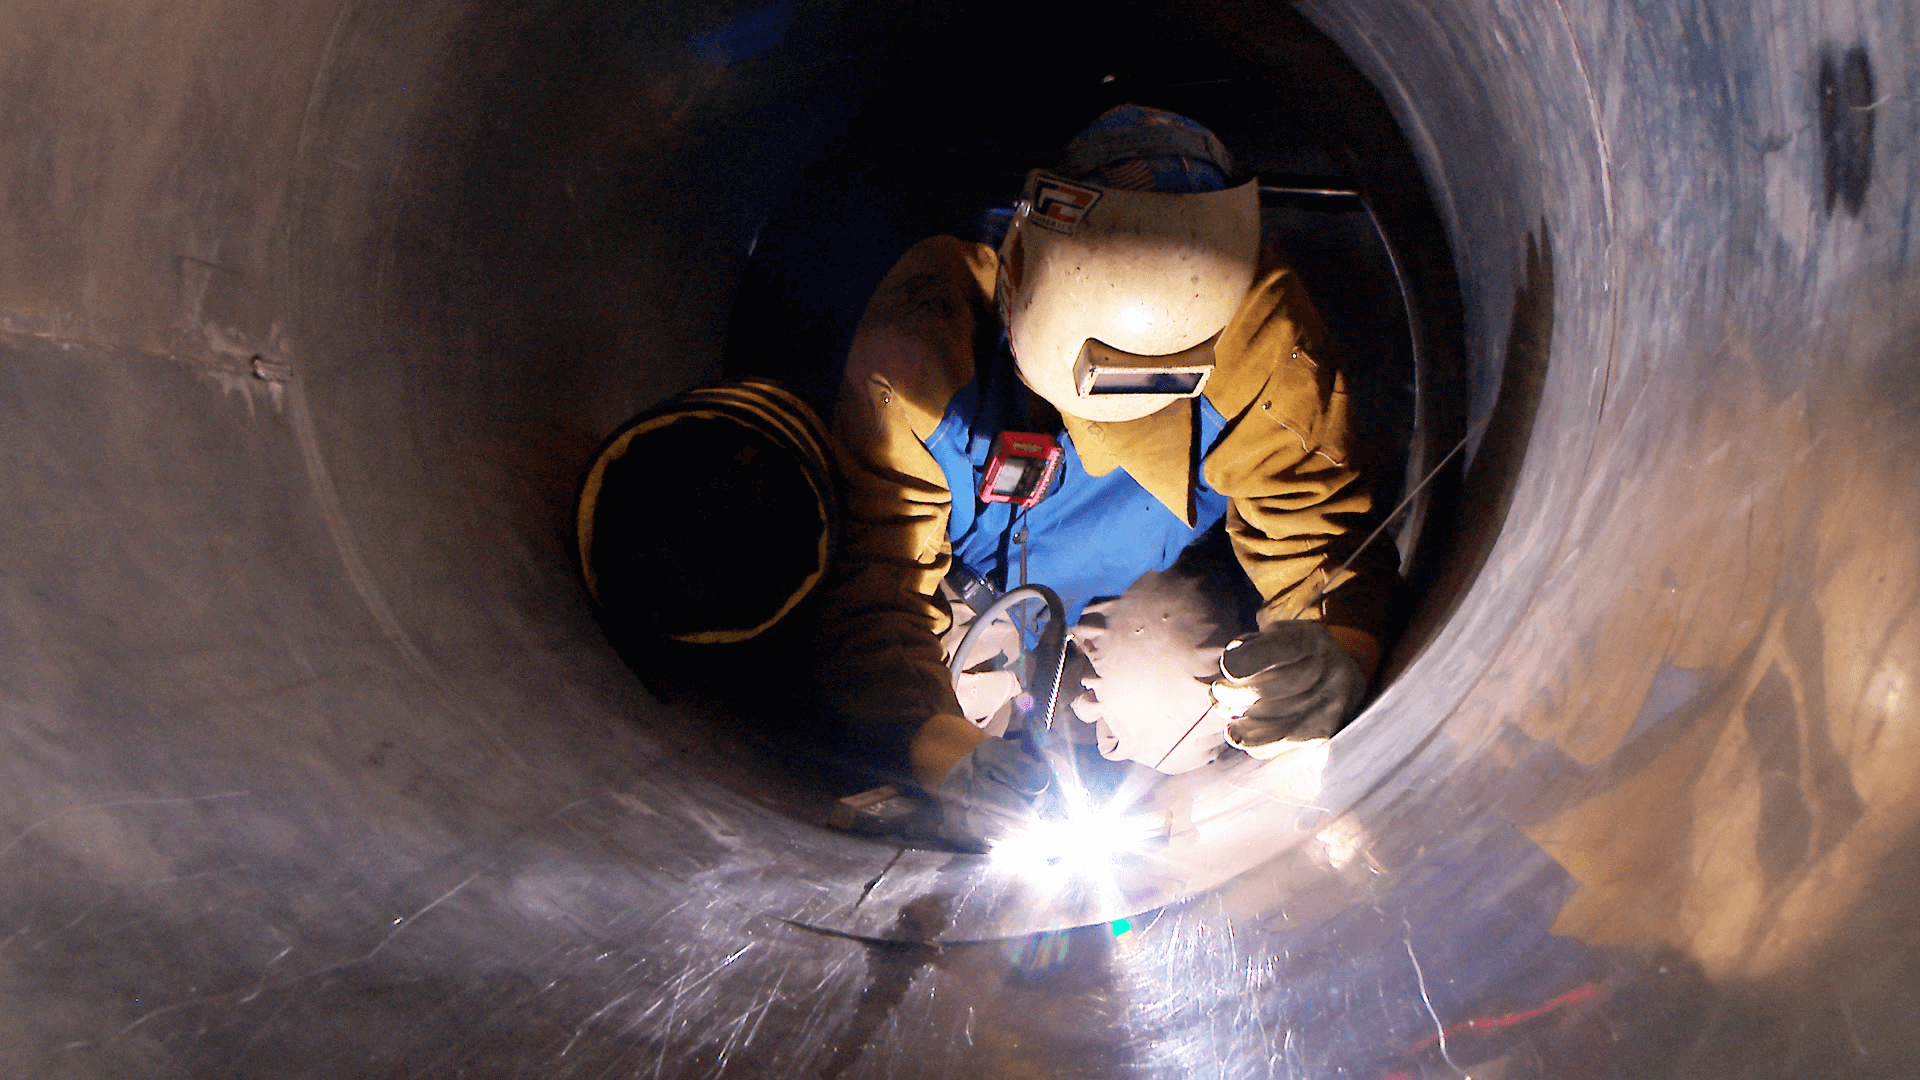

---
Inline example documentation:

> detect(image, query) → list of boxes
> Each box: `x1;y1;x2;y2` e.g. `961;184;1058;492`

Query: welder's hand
935;736;1051;851
1210;622;1367;758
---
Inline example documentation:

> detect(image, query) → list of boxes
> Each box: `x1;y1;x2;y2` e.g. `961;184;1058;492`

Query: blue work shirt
926;352;1231;624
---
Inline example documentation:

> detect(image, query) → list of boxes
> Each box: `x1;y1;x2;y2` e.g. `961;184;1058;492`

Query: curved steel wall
0;1;1912;1076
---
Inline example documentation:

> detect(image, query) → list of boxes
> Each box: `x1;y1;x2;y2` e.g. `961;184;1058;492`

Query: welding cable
948;584;1070;729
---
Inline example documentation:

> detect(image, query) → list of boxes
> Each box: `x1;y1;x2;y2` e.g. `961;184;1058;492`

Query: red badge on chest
980;432;1064;509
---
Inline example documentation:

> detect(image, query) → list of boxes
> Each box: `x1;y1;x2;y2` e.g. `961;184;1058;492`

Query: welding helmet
996;107;1261;424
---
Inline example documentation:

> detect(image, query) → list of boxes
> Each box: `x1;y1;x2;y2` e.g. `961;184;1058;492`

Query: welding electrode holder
947;583;1070;735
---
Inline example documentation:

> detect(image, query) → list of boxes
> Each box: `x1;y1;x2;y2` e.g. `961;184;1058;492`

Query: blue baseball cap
1057;105;1234;194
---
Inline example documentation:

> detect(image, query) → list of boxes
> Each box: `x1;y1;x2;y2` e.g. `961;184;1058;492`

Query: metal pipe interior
0;0;1914;1076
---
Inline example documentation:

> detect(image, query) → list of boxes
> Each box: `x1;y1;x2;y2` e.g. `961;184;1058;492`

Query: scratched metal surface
0;0;1916;1077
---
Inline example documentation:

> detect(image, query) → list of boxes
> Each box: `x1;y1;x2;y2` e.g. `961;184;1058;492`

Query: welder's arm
1196;264;1399;754
812;236;999;784
1205;409;1397;679
1202;258;1400;681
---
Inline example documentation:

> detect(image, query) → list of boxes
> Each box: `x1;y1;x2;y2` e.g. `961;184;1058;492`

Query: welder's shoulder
843;236;997;440
1204;248;1341;426
859;236;998;334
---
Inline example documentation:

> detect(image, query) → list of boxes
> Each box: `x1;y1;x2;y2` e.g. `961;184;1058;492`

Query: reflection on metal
0;0;1913;1076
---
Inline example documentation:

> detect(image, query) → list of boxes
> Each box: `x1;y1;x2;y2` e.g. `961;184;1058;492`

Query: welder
811;105;1400;846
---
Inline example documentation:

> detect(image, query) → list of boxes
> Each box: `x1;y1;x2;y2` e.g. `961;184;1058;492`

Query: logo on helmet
1028;176;1102;235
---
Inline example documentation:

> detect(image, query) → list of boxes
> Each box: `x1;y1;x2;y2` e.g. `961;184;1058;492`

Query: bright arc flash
988;806;1164;876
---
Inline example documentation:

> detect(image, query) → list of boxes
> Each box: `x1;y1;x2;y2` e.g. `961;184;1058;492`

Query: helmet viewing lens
1073;333;1219;397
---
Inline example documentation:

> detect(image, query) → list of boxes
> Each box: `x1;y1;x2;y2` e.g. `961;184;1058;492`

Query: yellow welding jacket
575;379;838;643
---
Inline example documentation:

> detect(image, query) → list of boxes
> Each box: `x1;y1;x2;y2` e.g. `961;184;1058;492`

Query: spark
560;988;642;1057
360;872;480;964
0;791;251;862
235;944;295;1005
1404;920;1465;1077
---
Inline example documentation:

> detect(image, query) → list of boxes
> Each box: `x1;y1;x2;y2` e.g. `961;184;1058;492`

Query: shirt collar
1058;400;1196;526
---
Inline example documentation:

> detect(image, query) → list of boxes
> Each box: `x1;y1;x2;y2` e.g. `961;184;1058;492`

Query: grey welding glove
1211;622;1367;758
936;736;1051;851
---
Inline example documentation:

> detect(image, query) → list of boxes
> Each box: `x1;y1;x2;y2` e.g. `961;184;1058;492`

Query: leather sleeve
811;236;998;762
1202;253;1401;668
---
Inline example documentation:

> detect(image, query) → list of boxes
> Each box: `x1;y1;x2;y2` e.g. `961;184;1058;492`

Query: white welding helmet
996;171;1262;423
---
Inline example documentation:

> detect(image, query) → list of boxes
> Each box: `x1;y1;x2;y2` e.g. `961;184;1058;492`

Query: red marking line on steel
1408;982;1602;1053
